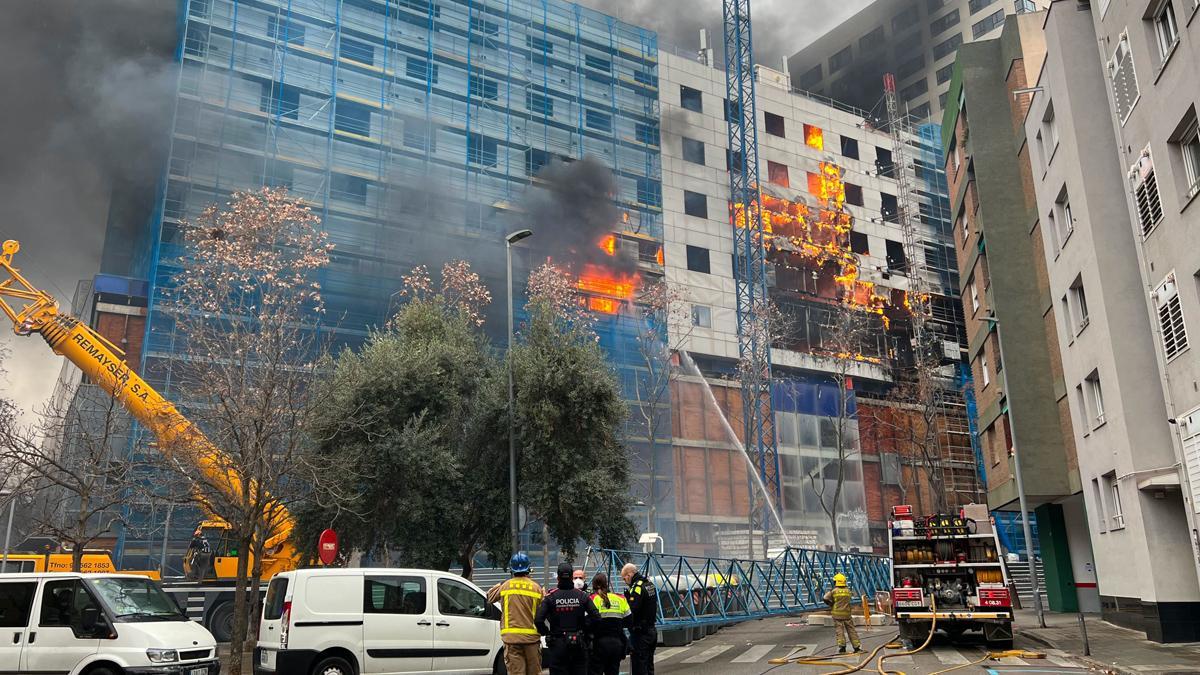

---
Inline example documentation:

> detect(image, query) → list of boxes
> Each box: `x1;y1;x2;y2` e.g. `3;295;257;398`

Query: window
910;103;931;120
335;100;372;136
637;177;661;207
261;83;300;120
686;245;710;273
1091;478;1108;532
1152;0;1180;61
767;160;790;187
469;74;498;101
680;85;703;113
892;5;920;32
1070;274;1090;333
406;57;438;84
403;119;435;151
190;0;211;17
972;9;1005;38
585;54;611;72
527;34;554;60
683;190;708;218
1043;103;1060;154
1108;33;1139;122
845;183;864;206
897;55;925;80
840;136;859;159
1131;149;1163;235
970;279;979;312
264;577;289;620
949;136;961;173
526;91;553;116
1104;472;1124;529
881;193;899;223
799;65;823;89
331;173;368;204
340;37;374;65
885;238;907;271
969;0;997;12
933;34;963;60
957;211;968;241
1015;0;1037;13
876;148;894;177
804;124;824;150
936;64;955;85
765;112;786;137
470;15;500;39
691;304;712;328
1035;130;1046;171
0;582;36;628
633;69;656;87
1155;272;1189;359
682;137;705;165
38;579;102;637
438;578;486;617
830;46;853;73
1175;114;1200;198
365;576;427;614
939;91;949;109
1086;370;1106;427
860;26;886;52
468;133;498;167
931;9;961;35
900;79;929;102
184;23;208;57
636;122;659;146
267;15;305;44
586;109;612;132
928;0;949;10
1055;189;1075;245
850;231;869;254
981;354;990;387
525;148;550;176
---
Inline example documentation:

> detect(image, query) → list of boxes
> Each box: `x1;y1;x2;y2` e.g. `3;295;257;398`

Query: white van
0;572;219;674
254;568;504;675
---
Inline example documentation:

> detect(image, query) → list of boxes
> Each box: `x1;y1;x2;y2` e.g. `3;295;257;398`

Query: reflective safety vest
826;587;854;620
489;577;544;643
590;591;631;621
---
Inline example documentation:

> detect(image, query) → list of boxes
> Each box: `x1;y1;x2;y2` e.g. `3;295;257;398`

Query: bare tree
162;187;346;674
876;368;952;515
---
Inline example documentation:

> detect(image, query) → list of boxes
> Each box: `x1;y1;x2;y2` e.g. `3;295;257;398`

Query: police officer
486;553;544;675
536;562;600;675
588;572;630;675
621;563;657;675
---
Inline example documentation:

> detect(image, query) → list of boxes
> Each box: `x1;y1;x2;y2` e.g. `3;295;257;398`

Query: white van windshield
88;578;185;622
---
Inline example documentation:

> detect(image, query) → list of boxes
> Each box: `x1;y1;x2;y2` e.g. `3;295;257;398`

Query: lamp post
981;314;1045;628
506;229;533;553
2;489;16;570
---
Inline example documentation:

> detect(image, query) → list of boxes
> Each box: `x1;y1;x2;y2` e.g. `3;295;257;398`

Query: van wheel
493;648;505;675
209;602;234;642
312;655;355;675
84;668;117;675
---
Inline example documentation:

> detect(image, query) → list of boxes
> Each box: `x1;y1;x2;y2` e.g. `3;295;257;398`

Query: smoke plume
522;157;634;274
0;0;178;420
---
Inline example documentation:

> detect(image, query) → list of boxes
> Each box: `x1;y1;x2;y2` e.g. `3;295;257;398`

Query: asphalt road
649;616;1091;675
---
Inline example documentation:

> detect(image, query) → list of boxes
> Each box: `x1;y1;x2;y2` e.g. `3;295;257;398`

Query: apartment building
942;12;1096;613
786;0;1050;123
1024;0;1200;641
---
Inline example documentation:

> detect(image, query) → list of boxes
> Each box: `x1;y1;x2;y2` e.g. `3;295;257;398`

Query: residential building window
949;136;960;173
845;183;864;206
1155;272;1189;359
184;23;208;57
1086;370;1106;427
406;57;438;84
897;55;925;80
767;160;790;187
585;109;612;132
683;190;708;219
765;112;786;137
956;210;967;242
830;46;853;73
933;34;963;60
841;136;860;160
1070;274;1089;333
1061;295;1072;341
969;0;998;12
970;279;979;312
469;74;498;101
981;354;990;387
691;304;712;328
680;85;703;113
525;148;550;176
584;53;611;72
1015;0;1037;13
900;78;929;102
335;100;372;136
261;83;300;120
1035;130;1046;171
850;231;869;254
470;15;500;40
1043;102;1059;154
1152;0;1180;61
939;91;949;109
860;26;886;52
799;65;822;89
876;148;894;177
911;103;931;120
686;245;710;273
936;64;955;84
881;193;900;223
1091;478;1108;532
1108;33;1139;123
1131;149;1163;236
972;9;1005;38
892;5;920;32
1172;112;1200;199
635;122;659;146
527;34;553;56
636;177;661;207
340;37;374;65
267;15;305;44
930;9;961;35
682;137;705;165
467;133;497;167
1104;472;1124;529
1075;384;1089;432
885;238;907;271
331;173;368;204
804;124;824;150
1055;188;1075;245
526;91;553;117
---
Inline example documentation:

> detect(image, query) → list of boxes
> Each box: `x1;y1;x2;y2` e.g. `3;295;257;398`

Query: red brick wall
94;311;146;369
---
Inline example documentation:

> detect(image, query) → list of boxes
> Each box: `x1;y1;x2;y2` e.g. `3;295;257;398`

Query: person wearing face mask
535;562;600;675
572;569;588;593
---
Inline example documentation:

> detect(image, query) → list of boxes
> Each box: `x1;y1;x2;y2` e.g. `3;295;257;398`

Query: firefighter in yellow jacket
487;553;544;675
823;573;863;654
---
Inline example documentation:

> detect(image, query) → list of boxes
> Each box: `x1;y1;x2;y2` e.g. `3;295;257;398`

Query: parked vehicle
254;568;505;675
0;572;219;674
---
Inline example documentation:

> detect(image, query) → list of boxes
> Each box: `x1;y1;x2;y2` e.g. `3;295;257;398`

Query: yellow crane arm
0;240;294;555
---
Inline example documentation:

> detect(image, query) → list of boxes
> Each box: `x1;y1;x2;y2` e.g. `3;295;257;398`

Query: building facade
786;0;1050;123
1019;0;1200;641
941;13;1095;613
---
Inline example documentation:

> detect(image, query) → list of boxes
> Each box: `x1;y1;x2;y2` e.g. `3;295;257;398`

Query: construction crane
0;240;297;584
722;0;781;553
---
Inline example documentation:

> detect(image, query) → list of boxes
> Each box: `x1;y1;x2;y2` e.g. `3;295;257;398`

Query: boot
853;645;865;654
838;646;846;654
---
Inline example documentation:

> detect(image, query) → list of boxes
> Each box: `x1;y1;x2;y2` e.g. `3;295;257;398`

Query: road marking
681;644;734;663
653;647;689;662
884;655;914;664
932;648;973;665
1045;655;1078;667
731;644;776;663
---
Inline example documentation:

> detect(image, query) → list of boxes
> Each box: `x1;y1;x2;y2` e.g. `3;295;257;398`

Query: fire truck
888;505;1014;648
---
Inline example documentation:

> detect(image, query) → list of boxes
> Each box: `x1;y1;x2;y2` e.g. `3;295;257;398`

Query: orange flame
804;124;824;151
655;246;664;266
577;263;639;314
599;235;616;256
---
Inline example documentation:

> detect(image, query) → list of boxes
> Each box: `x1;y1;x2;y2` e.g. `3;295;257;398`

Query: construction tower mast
722;0;781;550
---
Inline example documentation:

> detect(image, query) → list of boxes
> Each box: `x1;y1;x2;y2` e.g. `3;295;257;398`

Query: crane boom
0;240;295;569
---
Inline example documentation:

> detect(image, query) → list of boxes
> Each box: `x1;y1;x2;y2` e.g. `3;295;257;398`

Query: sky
0;0;871;425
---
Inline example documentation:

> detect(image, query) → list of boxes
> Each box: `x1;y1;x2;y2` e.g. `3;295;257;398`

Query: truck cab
0;572;219;674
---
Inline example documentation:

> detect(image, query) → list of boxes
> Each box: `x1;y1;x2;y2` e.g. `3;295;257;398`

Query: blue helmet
510;552;531;574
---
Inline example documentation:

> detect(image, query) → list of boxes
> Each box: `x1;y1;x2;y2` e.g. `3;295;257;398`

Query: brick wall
94;311;146;370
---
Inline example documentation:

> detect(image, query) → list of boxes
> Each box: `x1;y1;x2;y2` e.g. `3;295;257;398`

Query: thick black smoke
0;1;177;418
522;157;634;274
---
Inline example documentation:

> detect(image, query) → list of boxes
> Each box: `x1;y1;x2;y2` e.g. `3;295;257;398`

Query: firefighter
823;573;863;654
486;552;544;675
536;562;600;675
588;572;631;675
621;562;658;675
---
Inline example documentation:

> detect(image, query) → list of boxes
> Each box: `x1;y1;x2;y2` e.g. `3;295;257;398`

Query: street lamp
1;488;16;571
981;314;1046;628
506;229;533;553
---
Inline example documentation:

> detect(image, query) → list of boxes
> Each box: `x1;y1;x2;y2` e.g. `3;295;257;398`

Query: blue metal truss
722;0;780;534
957;362;986;490
583;547;892;628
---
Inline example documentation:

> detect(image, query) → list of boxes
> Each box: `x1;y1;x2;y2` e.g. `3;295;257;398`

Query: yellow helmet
834;573;847;587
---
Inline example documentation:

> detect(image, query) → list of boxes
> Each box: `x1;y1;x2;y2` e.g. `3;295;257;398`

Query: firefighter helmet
834;573;847;587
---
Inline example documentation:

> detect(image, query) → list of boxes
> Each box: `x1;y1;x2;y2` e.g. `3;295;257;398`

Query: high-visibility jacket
823;587;855;620
486;576;544;644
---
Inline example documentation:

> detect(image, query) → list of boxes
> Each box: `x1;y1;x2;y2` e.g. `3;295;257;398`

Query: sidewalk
1015;609;1200;674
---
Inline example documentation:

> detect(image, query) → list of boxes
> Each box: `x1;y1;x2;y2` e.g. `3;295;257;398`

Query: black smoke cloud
522;157;633;274
0;1;177;418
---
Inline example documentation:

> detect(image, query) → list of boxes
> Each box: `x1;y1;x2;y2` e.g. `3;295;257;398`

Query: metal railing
581;546;892;628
